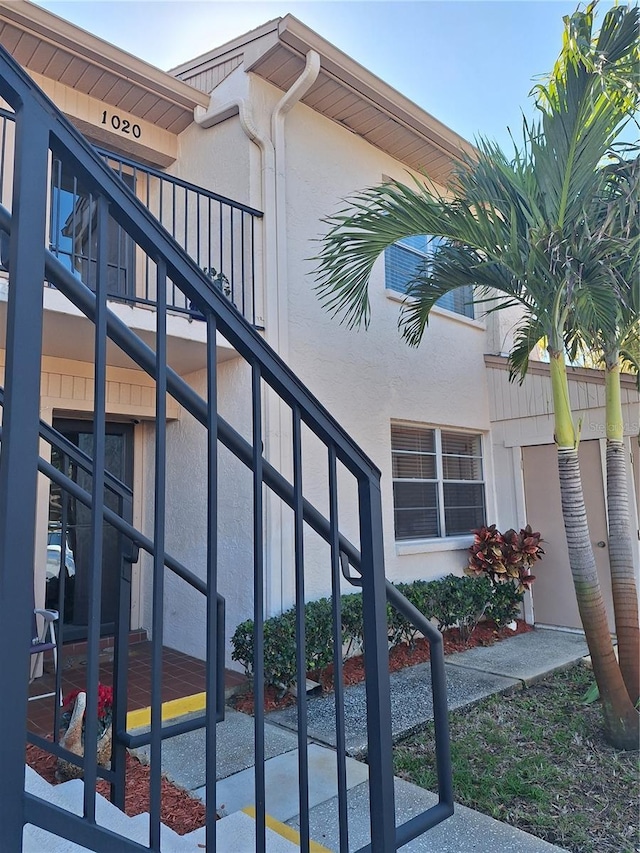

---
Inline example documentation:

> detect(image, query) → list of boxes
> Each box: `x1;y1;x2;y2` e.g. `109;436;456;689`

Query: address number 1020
101;111;142;139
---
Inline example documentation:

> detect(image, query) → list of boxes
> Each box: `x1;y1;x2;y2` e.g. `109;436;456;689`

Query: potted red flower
56;682;113;781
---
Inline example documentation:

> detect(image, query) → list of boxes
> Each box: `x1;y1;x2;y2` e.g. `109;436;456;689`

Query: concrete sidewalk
135;627;589;851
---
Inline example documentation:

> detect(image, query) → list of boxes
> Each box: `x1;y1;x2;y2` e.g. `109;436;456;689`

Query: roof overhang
0;0;208;137
173;15;475;184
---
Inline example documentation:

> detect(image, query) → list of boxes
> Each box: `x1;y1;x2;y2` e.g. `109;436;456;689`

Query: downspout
268;51;320;614
271;49;321;362
194;98;276;331
193;51;320;616
193;49;320;352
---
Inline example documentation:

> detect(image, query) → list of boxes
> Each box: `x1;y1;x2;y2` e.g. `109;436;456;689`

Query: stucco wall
278;95;495;603
135;68;498;659
141;357;256;662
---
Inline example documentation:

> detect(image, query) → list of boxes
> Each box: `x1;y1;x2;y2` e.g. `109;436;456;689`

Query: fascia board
275;14;475;163
0;0;209;110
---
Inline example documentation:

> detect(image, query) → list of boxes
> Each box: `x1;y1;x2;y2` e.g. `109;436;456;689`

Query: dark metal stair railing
0;41;452;853
0;106;264;325
0;395;228;808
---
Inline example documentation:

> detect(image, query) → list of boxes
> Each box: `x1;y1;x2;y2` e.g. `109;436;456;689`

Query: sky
33;1;621;152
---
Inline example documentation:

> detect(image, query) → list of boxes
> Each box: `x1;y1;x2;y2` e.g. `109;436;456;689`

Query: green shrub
263;610;297;690
230;611;297;692
231;572;503;691
340;593;364;657
386;581;437;647
485;582;523;628
230;598;336;692
230;619;254;675
431;574;492;641
304;597;335;673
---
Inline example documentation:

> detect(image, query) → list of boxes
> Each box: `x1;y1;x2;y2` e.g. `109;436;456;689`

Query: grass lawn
393;664;639;853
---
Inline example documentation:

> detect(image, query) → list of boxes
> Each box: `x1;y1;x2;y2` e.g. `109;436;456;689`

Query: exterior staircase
0;34;452;851
24;766;301;852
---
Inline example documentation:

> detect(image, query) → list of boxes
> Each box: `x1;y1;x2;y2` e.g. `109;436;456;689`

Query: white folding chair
29;608;63;705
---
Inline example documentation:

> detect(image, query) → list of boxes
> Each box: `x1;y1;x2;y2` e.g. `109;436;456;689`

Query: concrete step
24;765;195;852
127;812;194;850
182;810;303;852
201;743;368;823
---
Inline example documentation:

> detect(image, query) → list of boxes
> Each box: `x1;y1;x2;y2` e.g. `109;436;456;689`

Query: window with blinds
384;234;474;319
391;423;485;540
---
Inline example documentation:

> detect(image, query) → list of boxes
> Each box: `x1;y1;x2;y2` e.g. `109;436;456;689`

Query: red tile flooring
28;639;246;738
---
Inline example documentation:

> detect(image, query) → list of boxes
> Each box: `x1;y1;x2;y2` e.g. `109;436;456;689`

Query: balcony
0;108;264;345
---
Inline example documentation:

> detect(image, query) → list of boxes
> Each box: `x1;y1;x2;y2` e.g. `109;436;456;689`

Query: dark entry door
47;419;134;641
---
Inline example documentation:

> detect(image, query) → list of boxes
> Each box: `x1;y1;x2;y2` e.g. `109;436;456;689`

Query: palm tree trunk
551;353;638;749
605;358;640;705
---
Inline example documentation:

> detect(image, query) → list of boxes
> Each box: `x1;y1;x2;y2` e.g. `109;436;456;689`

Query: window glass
384;235;474;318
441;431;483;480
393;482;439;540
49;159;136;299
391;423;485;540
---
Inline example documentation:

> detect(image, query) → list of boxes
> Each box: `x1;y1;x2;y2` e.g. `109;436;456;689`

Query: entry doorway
47;419;134;642
522;440;614;631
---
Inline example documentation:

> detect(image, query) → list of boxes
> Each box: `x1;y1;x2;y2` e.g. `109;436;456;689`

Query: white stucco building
0;2;637;665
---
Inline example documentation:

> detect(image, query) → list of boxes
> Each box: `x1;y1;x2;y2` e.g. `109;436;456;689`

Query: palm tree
313;4;639;747
569;152;640;705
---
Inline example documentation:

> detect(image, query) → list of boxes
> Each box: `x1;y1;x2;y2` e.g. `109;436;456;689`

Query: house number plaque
100;110;142;139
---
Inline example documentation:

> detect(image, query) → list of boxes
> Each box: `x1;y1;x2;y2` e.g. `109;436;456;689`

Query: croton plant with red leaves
465;524;544;592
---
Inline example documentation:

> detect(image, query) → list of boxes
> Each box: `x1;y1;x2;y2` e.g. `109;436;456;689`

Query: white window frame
391;423;486;543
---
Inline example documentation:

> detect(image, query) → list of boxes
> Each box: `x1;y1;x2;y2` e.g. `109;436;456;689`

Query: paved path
135;627;589;851
267;628;589;757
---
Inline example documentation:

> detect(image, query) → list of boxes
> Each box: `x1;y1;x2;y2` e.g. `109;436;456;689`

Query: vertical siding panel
72;376;85;400
120;384;131;406
47;373;61;398
60;375;73;398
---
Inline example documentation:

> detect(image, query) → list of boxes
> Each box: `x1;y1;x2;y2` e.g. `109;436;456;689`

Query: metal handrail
0;107;263;325
0;39;452;853
95;145;263;217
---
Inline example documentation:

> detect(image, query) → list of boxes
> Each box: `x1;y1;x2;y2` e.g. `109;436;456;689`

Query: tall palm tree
569;152;640;705
313;4;639;747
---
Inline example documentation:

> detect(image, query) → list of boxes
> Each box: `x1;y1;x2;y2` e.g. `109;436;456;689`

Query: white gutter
194;97;277;333
271;49;320;362
193;52;320;616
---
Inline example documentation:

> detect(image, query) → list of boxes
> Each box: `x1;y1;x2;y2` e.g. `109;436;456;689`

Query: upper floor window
385;235;474;319
391;423;485;541
49;158;136;300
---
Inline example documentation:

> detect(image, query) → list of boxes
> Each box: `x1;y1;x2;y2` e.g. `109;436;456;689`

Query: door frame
50;417;134;642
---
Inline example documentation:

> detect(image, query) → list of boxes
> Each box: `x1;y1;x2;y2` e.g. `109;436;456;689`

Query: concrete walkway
133;627;589;852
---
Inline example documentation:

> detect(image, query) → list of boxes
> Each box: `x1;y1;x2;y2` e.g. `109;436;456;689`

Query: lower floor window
391;423;486;540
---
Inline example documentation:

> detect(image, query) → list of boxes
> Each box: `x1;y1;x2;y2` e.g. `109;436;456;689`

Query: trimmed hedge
231;573;523;692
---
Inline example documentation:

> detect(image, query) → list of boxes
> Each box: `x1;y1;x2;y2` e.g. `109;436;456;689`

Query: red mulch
26;619;532;835
232;619;533;714
25;743;207;836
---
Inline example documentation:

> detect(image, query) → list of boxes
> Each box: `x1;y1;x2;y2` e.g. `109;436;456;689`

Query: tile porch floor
27;638;246;738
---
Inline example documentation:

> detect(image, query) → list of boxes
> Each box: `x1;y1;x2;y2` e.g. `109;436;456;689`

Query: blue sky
33;1;619;151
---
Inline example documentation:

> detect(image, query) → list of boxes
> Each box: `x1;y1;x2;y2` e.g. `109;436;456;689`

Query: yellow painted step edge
126;691;206;731
243;806;332;852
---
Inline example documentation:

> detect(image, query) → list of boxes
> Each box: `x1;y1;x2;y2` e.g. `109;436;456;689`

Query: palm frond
508;318;547;383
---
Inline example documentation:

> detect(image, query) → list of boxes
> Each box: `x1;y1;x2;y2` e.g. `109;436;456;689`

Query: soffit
0;0;208;134
175;15;475;185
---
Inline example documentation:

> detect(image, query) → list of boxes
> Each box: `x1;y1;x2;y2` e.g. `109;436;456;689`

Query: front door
47;419;134;641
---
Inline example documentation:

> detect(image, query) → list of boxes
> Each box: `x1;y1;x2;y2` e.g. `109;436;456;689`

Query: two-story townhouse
0;1;637;669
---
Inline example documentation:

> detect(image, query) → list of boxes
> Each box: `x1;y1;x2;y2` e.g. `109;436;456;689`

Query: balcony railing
0;108;263;327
